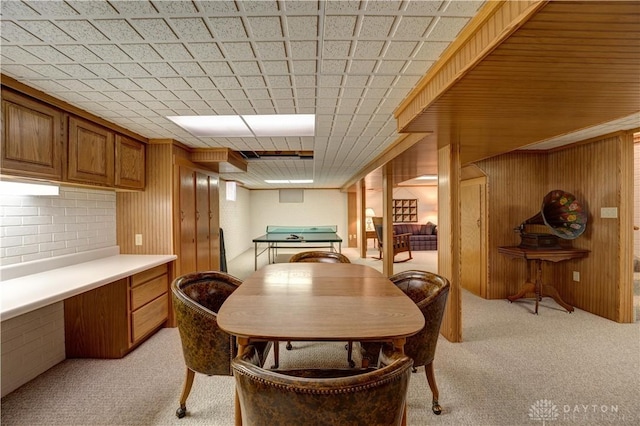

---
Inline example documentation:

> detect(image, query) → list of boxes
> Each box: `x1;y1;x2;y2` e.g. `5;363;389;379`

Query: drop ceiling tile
106;78;142;90
342;87;365;98
242;0;280;13
293;75;316;87
198;1;239;14
369;75;395;87
125;91;155;101
134;78;166;90
158;77;190;90
172;62;206;76
349;60;376;73
170;18;213;41
286;16;318;39
0;64;43;78
247;16;283;38
0;21;42;42
140;62;177;76
376;60;406;74
208;17;247;39
385;41;419;58
184;76;216;89
132;18;178;41
67;1;119;16
154;43;193;60
81;64;122;79
56;79;93;91
93;20;144;42
54;20;108;42
358;16;395;38
109;1;158;15
201;61;234;75
273;99;295;111
255;41;286;59
162;100;189;110
296;88;316;98
172;90;203;101
241;77;268;88
325;1;361;13
404;1;444;14
428;17;470;40
323;40;351;58
27;64;70;78
55;64;97;78
55;45;103;62
251;99;275;109
404;59;433;74
15;20;75;42
262;60;289;74
219;89;247;100
270;88;294;98
353;40;386;58
291;60;316;74
197;90;225;101
318;87;340;98
120;44;163;61
322;59;347;73
324;15;357;38
393;16;434;38
0;1;40;17
221;42;255;59
267;75;292;88
1;46;43;63
443;1;485;15
183;43;222;60
113;63;152;77
289;41;317;59
87;44;132;61
212;76;241;89
102;91;135;102
413;41;450;60
153;0;198;14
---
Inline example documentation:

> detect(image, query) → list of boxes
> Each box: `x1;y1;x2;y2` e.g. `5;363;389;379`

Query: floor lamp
365;208;376;231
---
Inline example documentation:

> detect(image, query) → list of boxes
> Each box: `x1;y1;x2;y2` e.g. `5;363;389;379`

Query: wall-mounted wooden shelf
392;199;418;223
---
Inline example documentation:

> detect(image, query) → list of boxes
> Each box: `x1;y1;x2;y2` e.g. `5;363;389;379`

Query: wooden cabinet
392;199;418;223
1;90;64;180
67;116;115;186
0;86;146;190
115;134;145;190
176;166;220;275
64;263;170;359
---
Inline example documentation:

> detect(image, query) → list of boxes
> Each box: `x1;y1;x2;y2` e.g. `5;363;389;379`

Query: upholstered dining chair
372;216;413;262
171;271;271;419
279;251;355;368
360;270;450;415
232;344;413;426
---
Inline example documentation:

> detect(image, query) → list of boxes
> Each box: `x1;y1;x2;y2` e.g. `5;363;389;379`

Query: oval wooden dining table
218;262;425;426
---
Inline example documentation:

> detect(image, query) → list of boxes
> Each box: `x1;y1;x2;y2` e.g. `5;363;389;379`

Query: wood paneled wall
116;143;174;255
475;133;635;323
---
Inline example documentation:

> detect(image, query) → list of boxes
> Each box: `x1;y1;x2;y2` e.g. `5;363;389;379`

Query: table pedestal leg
507;259;574;314
540;284;574;312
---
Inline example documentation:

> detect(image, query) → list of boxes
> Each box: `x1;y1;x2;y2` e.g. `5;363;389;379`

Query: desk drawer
131;293;168;343
131;275;167;310
131;263;168;288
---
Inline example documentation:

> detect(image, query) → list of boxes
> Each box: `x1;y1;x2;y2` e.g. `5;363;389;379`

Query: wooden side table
499;246;589;314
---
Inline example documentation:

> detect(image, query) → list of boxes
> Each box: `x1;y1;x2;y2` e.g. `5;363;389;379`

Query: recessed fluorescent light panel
167;114;315;137
416;175;438;180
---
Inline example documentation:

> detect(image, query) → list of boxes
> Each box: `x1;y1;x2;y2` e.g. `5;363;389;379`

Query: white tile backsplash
0;186;117;266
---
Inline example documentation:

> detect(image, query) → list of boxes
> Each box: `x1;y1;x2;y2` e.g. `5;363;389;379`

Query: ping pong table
252;225;343;270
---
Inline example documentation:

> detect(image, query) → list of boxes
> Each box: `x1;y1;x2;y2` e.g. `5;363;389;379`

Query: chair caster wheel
432;401;442;415
286;342;293;350
176;407;186;418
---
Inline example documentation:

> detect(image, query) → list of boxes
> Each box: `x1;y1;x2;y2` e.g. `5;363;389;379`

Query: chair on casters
275;251;355;368
372;217;413;263
360;270;450;415
171;271;271;419
232;344;413;426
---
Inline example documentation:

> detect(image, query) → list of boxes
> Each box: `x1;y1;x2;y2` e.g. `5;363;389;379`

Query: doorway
460;176;487;298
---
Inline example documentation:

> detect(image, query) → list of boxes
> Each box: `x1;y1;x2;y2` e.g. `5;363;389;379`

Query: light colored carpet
2;288;639;426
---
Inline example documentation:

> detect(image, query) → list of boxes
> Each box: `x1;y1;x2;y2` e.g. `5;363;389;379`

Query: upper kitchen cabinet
1;90;64;181
67;116;115;187
115;134;146;190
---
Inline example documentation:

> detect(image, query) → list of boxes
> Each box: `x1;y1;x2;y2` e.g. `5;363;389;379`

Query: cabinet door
115;134;145;190
195;172;211;271
178;167;197;275
1;90;63;180
208;175;221;271
68;116;115;186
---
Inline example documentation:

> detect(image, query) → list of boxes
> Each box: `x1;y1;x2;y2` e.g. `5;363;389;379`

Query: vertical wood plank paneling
116;143;173;255
438;144;462;342
475;152;547;299
382;163;394;277
474;134;634;323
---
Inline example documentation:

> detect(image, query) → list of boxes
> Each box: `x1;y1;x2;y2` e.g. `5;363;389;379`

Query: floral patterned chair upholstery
360;270;450;415
232;344;413;426
171;271;271;419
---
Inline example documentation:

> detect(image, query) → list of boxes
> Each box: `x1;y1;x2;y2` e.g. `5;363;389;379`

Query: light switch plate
600;207;618;218
135;234;143;246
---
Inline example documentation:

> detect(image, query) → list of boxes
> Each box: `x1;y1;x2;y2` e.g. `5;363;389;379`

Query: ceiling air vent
239;151;313;160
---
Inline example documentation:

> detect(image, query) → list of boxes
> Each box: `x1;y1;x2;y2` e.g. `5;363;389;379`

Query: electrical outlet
572;271;580;282
600;207;618;218
135;234;143;246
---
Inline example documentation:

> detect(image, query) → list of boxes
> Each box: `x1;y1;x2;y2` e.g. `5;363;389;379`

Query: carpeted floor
2;287;639;426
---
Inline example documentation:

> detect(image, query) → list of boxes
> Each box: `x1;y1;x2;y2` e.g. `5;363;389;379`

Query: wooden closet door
178;167;196;275
195;172;210;271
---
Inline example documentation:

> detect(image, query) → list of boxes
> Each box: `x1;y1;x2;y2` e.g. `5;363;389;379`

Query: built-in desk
499;246;589;314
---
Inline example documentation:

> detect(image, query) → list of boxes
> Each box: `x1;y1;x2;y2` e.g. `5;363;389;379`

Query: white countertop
1;254;176;322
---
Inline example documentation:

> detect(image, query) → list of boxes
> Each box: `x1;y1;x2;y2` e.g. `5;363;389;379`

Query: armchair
372;217;413;262
171;271;271;419
360;270;450;414
232;344;413;426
